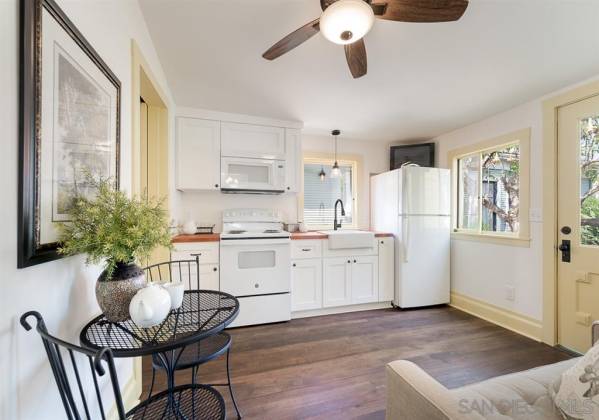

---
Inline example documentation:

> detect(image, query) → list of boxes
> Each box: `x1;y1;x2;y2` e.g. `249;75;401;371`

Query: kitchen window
302;158;357;229
449;128;531;246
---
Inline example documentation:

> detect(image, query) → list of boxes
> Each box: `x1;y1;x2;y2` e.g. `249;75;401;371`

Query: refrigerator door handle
402;216;410;263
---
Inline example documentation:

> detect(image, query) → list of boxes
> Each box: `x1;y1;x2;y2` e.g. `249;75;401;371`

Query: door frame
542;80;599;345
128;40;171;408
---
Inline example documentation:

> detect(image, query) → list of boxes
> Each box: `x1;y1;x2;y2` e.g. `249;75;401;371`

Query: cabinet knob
347;260;351;263
292;263;296;267
214;184;219;188
287;186;290;190
254;283;259;288
380;240;384;244
353;259;356;263
213;267;217;272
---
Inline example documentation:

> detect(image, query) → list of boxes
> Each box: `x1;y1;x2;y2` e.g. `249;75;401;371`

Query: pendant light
331;129;341;178
318;166;326;181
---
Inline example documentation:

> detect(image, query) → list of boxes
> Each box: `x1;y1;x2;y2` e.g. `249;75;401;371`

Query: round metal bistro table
80;290;239;420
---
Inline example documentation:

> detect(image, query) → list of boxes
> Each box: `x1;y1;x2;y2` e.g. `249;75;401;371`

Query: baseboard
108;358;142;420
450;292;543;341
292;301;393;319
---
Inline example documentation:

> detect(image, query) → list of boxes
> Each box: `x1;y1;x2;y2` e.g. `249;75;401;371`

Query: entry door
557;95;599;353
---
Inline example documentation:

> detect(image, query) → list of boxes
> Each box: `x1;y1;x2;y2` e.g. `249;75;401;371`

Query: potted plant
58;177;172;322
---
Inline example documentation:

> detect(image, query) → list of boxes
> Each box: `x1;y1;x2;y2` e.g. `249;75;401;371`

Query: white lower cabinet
291;259;322;311
378;238;395;302
171;243;220;291
351;256;379;304
199;264;220;291
323;257;353;307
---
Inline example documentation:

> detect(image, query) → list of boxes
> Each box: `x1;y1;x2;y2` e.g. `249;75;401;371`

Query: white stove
220;209;291;327
220;209;291;240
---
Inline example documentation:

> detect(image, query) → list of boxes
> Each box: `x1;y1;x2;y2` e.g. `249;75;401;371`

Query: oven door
220;238;291;297
220;157;285;193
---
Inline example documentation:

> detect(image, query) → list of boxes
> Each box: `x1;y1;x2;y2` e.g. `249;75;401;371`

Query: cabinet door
221;122;286;159
378;238;395;302
176;118;220;191
351;256;379;304
323;257;352;308
285;128;302;193
291;259;322;311
199;264;220;291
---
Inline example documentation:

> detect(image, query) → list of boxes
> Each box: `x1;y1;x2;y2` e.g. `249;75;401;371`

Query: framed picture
18;0;121;268
390;143;435;170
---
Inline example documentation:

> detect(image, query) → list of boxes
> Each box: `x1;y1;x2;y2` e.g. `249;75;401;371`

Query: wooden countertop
172;233;220;243
291;231;393;240
172;231;393;243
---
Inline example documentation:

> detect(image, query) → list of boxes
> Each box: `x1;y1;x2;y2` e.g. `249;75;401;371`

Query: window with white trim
303;159;357;229
450;128;530;242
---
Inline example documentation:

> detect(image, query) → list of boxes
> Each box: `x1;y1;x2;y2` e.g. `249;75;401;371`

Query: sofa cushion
554;343;599;419
450;359;578;419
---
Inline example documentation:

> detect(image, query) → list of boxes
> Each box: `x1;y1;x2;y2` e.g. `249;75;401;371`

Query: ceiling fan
262;0;469;79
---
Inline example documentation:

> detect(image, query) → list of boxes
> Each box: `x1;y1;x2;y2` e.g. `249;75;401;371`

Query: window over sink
303;158;357;229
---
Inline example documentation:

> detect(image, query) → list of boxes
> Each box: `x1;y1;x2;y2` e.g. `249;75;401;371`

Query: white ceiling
140;0;599;142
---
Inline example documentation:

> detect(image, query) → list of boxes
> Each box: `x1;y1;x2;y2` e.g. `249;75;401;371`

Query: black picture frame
18;0;121;268
390;143;436;170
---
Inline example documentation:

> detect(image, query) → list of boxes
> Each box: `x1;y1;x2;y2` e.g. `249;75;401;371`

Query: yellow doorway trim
127;40;171;411
542;80;599;345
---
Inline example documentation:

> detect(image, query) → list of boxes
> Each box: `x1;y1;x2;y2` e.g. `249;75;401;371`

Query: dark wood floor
142;306;572;420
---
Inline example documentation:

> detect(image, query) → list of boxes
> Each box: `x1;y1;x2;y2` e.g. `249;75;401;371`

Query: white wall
0;1;173;419
174;133;389;230
412;76;599;322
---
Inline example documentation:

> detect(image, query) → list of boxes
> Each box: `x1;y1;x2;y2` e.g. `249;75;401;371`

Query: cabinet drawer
291;240;322;259
172;243;219;265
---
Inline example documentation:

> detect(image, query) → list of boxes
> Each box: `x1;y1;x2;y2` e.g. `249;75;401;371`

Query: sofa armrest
386;361;484;420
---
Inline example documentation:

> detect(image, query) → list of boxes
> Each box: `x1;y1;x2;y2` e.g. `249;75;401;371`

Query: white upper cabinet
285;128;302;193
221;122;286;160
176;118;221;191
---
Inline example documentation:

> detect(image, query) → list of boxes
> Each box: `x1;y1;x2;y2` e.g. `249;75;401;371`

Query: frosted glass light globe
320;0;375;45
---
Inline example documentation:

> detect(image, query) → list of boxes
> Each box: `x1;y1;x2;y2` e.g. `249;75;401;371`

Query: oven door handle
219;238;291;246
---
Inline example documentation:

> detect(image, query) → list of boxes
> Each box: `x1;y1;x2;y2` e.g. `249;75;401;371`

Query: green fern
57;177;172;279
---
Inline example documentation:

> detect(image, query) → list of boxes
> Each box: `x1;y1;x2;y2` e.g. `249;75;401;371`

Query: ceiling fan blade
376;0;468;23
344;39;367;79
262;19;321;60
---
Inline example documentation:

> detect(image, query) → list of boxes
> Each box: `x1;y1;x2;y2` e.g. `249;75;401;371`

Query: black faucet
334;199;345;231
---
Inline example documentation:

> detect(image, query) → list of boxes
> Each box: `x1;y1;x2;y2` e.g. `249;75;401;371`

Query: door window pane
580;116;599;245
481;144;520;233
458;154;480;230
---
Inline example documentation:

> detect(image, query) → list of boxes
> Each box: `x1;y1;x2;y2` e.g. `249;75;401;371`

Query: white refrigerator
371;166;450;308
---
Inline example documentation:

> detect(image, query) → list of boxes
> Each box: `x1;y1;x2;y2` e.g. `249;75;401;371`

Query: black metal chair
144;259;242;419
21;311;226;420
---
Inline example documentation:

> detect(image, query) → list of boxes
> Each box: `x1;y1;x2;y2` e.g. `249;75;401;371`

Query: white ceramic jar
129;284;171;328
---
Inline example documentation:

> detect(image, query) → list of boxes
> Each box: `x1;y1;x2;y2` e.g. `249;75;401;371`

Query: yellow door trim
542;80;599;345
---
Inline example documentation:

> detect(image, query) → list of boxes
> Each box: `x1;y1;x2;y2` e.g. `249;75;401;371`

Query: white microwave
221;156;286;194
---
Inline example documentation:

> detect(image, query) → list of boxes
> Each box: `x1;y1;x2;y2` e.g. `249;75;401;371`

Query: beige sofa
385;358;578;419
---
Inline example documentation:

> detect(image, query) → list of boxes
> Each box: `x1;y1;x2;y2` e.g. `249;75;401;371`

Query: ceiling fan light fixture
320;0;375;45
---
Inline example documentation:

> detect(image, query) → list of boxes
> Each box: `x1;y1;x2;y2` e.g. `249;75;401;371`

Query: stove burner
263;229;281;233
227;230;247;234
